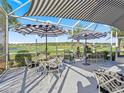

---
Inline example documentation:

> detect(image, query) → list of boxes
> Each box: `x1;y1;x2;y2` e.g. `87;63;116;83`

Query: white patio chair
24;57;42;72
94;70;124;93
46;57;64;74
24;57;34;67
36;63;47;75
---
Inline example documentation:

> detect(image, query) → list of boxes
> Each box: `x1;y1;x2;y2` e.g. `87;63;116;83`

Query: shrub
8;61;14;68
112;52;115;61
76;47;80;57
64;50;74;61
103;51;115;61
86;45;92;53
103;51;109;60
15;50;32;67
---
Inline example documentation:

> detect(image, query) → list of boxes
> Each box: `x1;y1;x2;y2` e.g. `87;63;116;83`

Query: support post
55;37;58;57
84;38;87;63
84;23;94;30
72;27;74;51
110;30;113;62
6;13;8;70
8;0;31;15
57;18;62;24
115;30;118;61
73;21;80;27
83;35;90;65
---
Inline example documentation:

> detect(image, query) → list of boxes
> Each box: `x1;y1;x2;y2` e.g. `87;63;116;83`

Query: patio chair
94;70;124;93
25;58;47;75
24;57;39;68
54;57;64;71
87;53;96;63
46;57;64;73
88;53;104;63
36;63;47;75
46;62;59;73
63;51;75;64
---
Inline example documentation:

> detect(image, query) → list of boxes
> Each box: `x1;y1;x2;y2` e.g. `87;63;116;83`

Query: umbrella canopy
15;22;67;60
69;30;107;65
16;22;67;37
69;30;107;40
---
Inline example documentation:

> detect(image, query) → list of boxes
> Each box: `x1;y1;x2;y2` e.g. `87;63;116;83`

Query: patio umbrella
15;22;67;61
69;30;107;65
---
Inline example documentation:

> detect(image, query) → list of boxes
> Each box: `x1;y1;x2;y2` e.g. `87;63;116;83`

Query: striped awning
70;30;107;40
24;0;124;30
15;22;67;37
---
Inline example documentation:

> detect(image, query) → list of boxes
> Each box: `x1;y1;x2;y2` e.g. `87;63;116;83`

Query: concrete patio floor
0;61;123;93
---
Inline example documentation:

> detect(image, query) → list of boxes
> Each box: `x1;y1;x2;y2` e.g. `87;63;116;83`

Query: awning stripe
56;0;75;18
24;0;124;30
34;0;45;16
38;0;50;16
61;0;80;18
41;0;54;16
74;1;97;20
45;0;60;16
64;1;81;18
27;0;38;16
66;0;90;18
53;0;70;17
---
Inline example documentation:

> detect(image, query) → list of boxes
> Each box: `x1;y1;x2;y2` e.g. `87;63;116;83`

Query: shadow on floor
77;77;98;93
77;81;83;93
48;73;59;93
20;66;28;93
57;67;69;93
23;67;45;93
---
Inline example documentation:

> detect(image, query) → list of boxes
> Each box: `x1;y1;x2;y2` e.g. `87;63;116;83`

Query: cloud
12;0;22;5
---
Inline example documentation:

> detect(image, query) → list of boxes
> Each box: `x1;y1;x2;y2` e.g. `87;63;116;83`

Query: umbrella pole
83;38;89;65
36;38;38;62
85;39;87;64
46;34;48;61
56;37;58;57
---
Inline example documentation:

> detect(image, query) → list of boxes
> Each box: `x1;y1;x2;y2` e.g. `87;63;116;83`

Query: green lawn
9;42;116;61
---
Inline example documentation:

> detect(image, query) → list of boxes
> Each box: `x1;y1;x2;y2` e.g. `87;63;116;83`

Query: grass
9;42;117;61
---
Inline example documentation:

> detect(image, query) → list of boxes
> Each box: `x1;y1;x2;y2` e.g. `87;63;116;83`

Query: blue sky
7;0;116;44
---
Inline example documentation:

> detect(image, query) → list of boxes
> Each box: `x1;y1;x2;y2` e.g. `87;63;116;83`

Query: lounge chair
94;70;124;93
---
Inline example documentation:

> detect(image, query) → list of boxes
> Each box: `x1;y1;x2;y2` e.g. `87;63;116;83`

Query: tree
1;0;19;26
112;27;124;55
1;0;20;62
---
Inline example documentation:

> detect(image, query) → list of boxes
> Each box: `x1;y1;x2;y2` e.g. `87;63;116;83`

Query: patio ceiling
24;0;124;31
